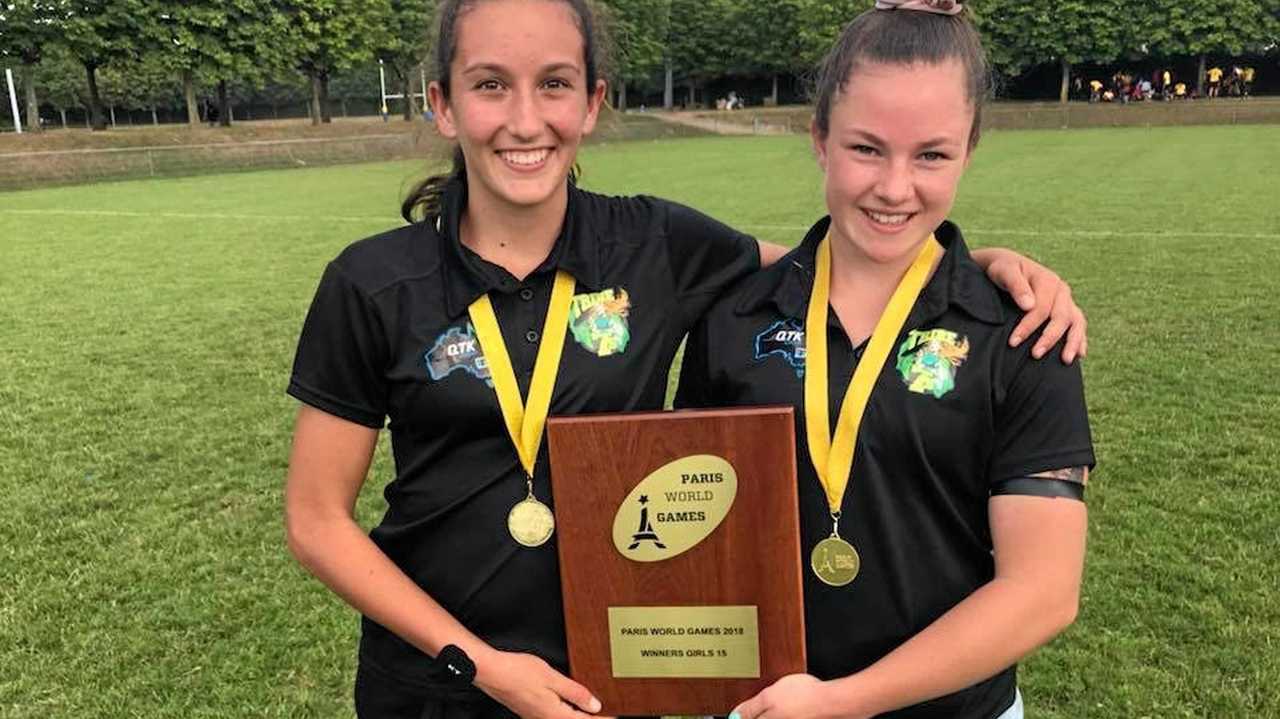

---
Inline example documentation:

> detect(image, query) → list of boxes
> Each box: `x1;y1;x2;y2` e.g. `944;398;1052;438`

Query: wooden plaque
546;407;806;716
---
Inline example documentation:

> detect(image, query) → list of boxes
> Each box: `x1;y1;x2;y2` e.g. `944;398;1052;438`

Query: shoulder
327;222;442;298
577;188;748;243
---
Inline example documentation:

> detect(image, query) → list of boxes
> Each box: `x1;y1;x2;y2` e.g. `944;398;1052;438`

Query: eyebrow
843;129;959;149
460;62;583;76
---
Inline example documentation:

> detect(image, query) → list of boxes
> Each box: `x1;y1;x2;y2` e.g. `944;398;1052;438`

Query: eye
542;77;573;91
919;150;949;162
849;144;879;156
475;78;504;92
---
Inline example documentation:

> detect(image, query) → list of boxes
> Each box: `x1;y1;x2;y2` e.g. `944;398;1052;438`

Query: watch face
438;645;476;683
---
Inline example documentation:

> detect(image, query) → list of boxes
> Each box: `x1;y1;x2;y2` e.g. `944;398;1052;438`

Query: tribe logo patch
895;328;970;399
754;319;806;377
568;288;631;357
424;323;491;385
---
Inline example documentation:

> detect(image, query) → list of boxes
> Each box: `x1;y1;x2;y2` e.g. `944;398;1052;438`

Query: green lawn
2;124;1279;717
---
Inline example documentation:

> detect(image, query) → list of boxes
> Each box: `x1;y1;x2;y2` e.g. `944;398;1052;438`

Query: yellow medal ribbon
804;233;941;517
468;270;576;479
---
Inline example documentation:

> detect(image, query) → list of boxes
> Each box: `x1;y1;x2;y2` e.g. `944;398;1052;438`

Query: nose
506;88;542;141
874;159;913;206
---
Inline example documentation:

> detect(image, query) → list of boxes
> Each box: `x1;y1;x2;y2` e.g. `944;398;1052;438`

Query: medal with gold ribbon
804;233;941;586
469;271;576;548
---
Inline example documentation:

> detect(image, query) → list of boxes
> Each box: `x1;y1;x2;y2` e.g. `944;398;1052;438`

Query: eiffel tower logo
628;495;666;550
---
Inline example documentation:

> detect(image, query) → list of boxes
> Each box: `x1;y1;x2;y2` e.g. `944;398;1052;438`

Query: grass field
2;124;1279;717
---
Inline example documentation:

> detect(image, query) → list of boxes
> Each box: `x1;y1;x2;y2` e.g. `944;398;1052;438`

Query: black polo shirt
287;179;759;689
675;218;1094;719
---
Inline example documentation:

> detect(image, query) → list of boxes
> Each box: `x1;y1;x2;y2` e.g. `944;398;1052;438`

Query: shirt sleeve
989;339;1096;485
286;261;390;429
662;201;761;329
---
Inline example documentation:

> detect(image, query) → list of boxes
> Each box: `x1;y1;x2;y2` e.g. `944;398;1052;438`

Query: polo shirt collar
735;217;1006;326
437;178;605;318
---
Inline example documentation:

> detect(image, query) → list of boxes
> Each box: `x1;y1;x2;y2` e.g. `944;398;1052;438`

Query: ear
429;81;456;140
581;79;608;136
810;117;828;172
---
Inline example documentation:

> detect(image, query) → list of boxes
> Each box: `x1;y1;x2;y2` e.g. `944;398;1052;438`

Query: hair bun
874;0;963;16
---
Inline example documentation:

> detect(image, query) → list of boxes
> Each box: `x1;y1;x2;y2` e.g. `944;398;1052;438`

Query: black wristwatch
435;644;476;685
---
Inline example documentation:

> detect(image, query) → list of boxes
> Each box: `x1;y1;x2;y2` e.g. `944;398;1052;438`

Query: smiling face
812;59;973;268
429;0;605;215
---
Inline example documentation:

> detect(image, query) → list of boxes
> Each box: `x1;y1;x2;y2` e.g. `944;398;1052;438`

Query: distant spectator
1140;79;1153;100
1162;70;1174;101
1089;79;1103;102
1102;89;1115;103
1207;66;1223;97
1174;82;1187;100
1242;66;1255;98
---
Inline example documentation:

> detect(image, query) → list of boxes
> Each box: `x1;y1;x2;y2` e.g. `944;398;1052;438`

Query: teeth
867;210;911;226
501;149;550;166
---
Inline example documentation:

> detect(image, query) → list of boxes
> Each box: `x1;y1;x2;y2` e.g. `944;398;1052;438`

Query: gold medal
810;535;860;587
508;494;556;547
470;272;577;548
803;233;940;585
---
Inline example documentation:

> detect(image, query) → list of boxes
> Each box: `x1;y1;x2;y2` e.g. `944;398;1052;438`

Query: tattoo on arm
1030;467;1089;485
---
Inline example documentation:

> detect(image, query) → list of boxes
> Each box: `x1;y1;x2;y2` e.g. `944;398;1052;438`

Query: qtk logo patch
754;319;805;377
425;323;491;385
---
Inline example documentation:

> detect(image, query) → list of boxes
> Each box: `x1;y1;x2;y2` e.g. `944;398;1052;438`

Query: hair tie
874;0;962;16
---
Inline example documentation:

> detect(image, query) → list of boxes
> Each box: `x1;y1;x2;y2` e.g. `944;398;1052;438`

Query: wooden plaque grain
546;407;806;716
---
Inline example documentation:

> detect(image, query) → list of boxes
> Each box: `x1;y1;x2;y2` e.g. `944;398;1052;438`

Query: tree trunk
1059;58;1071;104
771;74;779;106
341;97;348;118
618;79;627;111
217;79;232;127
183;69;199;126
151;107;159;126
402;72;415;120
309;73;323;126
22;63;42;132
85;63;107;131
319;74;332;123
58;107;67;128
1197;54;1206;97
109;105;117;128
663;61;673;110
687;82;695;108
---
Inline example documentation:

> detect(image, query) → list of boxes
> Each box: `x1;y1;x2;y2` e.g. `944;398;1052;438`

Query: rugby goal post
5;68;22;134
378;59;428;116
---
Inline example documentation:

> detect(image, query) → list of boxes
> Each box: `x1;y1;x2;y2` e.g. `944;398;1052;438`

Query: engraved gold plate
508;497;555;547
810;536;860;586
612;454;738;562
607;605;760;678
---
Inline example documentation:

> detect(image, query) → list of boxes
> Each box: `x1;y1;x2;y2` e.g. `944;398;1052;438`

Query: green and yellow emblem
895;328;970;398
569;287;631;357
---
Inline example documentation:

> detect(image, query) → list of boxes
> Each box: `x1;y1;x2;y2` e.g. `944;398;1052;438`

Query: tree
32;42;85;127
151;0;289;127
281;0;390;125
62;0;151;130
599;0;669;110
979;0;1128;103
665;0;735;108
372;0;434;121
0;0;67;132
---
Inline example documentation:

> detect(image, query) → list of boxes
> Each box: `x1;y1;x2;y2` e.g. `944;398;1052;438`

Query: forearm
757;240;789;267
286;512;498;670
828;577;1079;718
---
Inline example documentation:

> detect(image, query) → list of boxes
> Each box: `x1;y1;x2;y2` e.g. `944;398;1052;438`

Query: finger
1080;335;1088;359
1031;316;1068;359
1061;311;1087;363
549;673;602;714
730;694;767;719
991;261;1036;311
1008;304;1048;349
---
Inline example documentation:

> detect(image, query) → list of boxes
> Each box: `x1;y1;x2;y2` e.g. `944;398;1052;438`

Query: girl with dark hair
284;1;1087;717
678;3;1091;718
